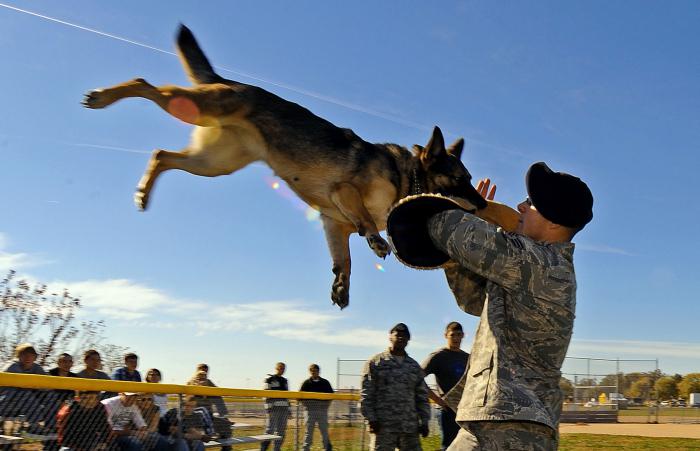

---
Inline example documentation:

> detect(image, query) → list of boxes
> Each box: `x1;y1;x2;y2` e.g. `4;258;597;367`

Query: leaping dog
83;25;490;309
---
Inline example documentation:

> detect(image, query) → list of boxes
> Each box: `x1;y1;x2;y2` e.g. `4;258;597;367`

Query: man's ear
421;126;446;165
447;138;465;160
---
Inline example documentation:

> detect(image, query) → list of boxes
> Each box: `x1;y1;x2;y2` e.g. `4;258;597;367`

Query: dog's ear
411;144;424;157
421;126;446;165
447;138;464;161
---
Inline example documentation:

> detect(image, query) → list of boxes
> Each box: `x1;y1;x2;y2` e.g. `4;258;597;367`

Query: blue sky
0;1;698;388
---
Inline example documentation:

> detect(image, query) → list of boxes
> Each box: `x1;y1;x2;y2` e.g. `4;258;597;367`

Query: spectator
4;343;45;374
76;349;111;380
261;362;290;451
299;364;334;451
361;323;430;450
49;353;77;378
135;394;171;451
0;343;47;426
185;364;232;451
46;352;79;435
158;396;208;451
186;364;228;416
145;368;168;416
421;322;469;450
113;353;142;382
56;390;110;451
136;394;160;431
101;392;147;450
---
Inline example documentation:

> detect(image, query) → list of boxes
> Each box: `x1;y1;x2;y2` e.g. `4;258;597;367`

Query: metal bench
203;433;281;447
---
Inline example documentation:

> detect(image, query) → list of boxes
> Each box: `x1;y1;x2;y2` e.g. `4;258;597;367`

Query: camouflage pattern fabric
447;421;557;450
361;350;431;433
427;210;576;432
369;429;423;451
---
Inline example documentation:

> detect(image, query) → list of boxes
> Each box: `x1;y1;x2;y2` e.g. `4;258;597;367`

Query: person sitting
44;352;79;439
0;343;48;427
48;353;78;406
186;364;229;416
145;368;169;416
135;394;171;451
76;349;111;380
158;396;209;451
185;364;232;451
56;390;110;451
101;392;149;450
112;353;142;382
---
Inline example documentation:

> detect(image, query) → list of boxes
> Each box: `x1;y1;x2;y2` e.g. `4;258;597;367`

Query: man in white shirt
102;392;147;450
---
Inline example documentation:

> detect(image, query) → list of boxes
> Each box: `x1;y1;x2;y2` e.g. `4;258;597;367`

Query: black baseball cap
390;323;411;338
526;162;593;229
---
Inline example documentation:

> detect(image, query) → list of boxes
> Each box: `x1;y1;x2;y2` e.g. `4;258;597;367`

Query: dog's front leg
329;183;391;259
321;216;354;309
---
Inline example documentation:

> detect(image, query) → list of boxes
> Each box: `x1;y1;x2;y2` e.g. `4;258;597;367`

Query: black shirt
299;377;333;394
61;402;110;451
421;348;469;396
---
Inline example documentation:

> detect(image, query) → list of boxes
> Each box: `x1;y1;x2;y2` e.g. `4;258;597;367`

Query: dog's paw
82;90;111;109
367;234;391;259
331;275;349;310
134;189;149;211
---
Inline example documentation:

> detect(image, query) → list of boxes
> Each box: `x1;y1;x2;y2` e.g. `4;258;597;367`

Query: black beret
390;323;411;337
526;162;593;229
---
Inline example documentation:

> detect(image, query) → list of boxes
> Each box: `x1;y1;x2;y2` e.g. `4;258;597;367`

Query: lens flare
264;176;322;228
305;206;321;222
375;263;385;272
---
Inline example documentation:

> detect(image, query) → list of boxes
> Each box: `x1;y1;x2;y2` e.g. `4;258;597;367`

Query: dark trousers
439;408;459;450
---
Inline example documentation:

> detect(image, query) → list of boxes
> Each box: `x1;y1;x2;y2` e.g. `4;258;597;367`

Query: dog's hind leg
329;183;391;259
321;216;354;309
83;79;238;127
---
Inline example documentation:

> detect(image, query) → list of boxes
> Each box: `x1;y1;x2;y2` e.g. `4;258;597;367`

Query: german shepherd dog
82;25;488;309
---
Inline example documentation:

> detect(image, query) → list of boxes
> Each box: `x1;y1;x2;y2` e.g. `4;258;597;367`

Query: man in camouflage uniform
427;162;594;450
361;323;431;450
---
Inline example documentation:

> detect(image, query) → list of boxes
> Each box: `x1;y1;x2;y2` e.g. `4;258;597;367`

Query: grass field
558;433;700;450
263;429;700;450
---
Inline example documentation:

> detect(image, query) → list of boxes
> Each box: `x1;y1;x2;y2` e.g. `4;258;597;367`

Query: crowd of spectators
0;344;242;450
1;344;342;451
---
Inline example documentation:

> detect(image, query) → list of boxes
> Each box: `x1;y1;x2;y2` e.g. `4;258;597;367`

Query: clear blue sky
1;1;698;387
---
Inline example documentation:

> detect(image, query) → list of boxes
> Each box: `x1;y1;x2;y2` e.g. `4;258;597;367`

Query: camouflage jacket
361;349;431;432
428;210;576;431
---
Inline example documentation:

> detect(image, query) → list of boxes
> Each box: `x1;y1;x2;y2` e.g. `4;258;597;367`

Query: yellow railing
0;373;359;401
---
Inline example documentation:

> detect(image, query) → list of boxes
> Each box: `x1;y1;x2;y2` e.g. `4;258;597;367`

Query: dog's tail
176;24;223;85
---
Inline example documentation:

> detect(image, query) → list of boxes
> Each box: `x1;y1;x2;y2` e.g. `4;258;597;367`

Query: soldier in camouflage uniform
427;162;594;450
361;323;431;450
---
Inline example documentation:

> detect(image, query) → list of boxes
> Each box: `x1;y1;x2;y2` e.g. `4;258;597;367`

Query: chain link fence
0;373;368;450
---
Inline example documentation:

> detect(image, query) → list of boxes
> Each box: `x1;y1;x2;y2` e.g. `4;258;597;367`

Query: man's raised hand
476;178;497;201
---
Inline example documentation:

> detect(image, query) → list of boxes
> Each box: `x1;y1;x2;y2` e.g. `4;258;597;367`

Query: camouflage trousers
369;430;422;451
446;421;558;451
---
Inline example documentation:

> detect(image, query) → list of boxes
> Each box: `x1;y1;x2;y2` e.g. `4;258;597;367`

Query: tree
598;374;622;396
560;377;574;400
655;376;679;400
628;377;653;400
0;270;127;368
678;373;700;399
575;378;598;402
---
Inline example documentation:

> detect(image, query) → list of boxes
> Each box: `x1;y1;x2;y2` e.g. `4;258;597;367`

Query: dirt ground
560;423;700;439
